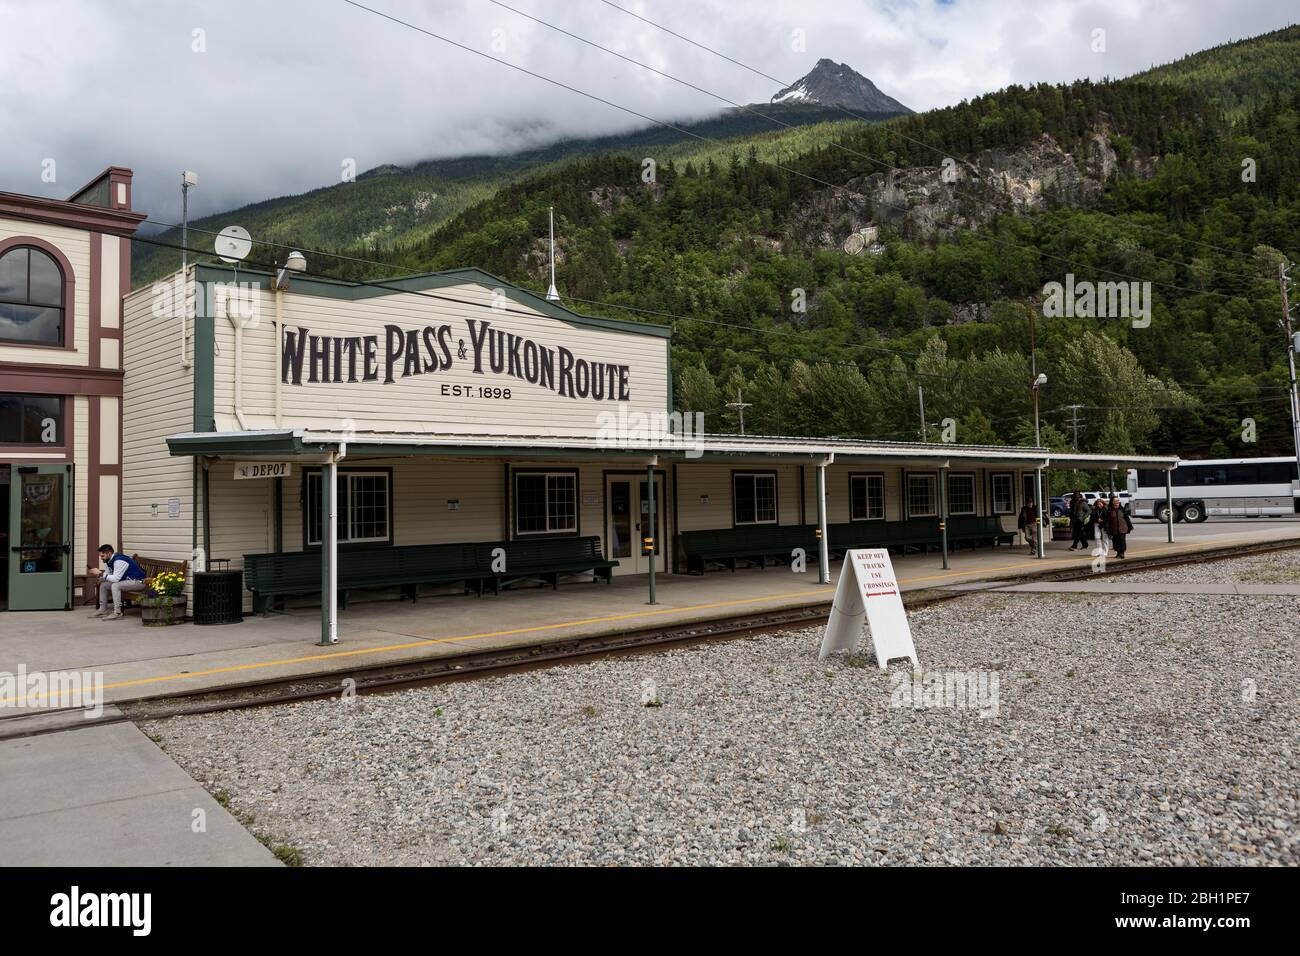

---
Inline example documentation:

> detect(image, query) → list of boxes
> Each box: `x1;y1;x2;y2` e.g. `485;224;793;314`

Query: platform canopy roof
165;428;1179;470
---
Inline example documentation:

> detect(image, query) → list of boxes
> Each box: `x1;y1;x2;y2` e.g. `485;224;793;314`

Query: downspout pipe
222;293;257;431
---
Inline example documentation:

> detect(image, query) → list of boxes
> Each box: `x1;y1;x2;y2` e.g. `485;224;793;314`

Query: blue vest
110;553;147;581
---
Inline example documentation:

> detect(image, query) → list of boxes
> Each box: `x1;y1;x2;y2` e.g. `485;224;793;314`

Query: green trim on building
167;432;304;458
193;275;215;431
192;264;671;339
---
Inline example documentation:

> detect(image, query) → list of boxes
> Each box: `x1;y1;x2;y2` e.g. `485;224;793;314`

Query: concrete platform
2;517;1297;708
0;717;279;866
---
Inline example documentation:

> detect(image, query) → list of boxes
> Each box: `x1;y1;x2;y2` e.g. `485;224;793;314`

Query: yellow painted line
8;586;835;703
7;529;1295;705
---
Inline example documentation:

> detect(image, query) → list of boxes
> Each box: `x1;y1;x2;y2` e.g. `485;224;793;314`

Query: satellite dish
843;232;865;255
215;225;252;263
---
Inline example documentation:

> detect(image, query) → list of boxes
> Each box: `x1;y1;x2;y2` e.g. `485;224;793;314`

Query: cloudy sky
1;0;1294;222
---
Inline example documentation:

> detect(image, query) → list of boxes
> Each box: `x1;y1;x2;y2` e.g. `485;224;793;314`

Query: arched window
0;245;66;346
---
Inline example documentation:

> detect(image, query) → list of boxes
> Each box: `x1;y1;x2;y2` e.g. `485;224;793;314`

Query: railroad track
3;535;1297;740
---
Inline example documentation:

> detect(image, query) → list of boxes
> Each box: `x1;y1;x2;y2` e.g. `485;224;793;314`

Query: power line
336;0;1244;301
129;230;948;372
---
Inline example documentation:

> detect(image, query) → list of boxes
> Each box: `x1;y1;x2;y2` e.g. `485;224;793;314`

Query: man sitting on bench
88;544;147;620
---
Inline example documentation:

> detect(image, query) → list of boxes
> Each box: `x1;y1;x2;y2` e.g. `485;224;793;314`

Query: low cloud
0;0;1292;222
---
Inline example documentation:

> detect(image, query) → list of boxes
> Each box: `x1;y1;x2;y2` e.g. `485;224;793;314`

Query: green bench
476;536;618;593
832;516;1013;554
680;525;820;574
682;516;1016;573
945;515;1016;549
243;536;617;613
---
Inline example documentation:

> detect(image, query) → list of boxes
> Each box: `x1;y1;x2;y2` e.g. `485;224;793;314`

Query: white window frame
733;471;778;526
990;472;1014;515
948;473;977;516
514;470;579;536
306;469;390;546
849;473;886;521
906;473;937;518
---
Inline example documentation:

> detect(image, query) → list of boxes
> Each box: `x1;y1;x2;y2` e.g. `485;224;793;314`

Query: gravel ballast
148;564;1299;866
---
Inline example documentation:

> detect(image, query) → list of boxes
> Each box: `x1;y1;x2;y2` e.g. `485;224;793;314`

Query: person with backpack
1106;495;1134;558
87;544;147;620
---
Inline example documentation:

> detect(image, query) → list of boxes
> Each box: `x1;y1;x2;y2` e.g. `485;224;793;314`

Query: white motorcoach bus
1129;456;1300;522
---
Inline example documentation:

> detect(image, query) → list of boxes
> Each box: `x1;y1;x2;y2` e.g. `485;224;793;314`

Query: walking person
1087;498;1110;557
1069;490;1090;550
1017;499;1040;555
1106;495;1134;559
87;544;147;620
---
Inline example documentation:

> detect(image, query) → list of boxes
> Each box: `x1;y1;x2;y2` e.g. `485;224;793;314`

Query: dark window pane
0;248;28;301
734;475;755;524
22;395;61;444
0;394;20;443
850;477;867;520
991;474;1013;513
948;475;975;514
27;249;63;306
1227;465;1257;483
0;302;62;344
516;474;547;533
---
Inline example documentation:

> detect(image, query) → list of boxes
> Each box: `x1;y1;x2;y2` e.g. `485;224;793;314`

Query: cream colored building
121;261;1175;637
0;169;144;611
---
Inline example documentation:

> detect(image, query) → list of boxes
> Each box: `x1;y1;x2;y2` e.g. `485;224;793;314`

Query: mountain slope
1128;23;1300;118
772;59;911;113
132;102;901;286
389;51;1299;460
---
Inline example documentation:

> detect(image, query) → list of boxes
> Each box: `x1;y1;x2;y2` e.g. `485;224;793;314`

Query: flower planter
141;595;187;626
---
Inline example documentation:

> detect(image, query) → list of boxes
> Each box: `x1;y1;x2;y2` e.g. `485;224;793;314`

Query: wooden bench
476;536;618;593
242;537;618;614
680;525;819;574
834;516;1014;554
120;554;189;607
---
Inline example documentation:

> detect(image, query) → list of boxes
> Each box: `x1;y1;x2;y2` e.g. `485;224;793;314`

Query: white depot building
106;259;1176;640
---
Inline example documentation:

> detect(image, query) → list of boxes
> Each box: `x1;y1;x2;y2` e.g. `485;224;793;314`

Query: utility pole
917;385;928;442
1064;404;1085;452
726;390;752;436
1281;262;1300;470
180;170;198;272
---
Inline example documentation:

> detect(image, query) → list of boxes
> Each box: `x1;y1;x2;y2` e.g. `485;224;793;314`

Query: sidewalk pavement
0;712;280;866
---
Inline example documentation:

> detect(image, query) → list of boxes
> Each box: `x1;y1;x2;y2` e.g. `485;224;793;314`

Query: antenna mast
546;206;560;302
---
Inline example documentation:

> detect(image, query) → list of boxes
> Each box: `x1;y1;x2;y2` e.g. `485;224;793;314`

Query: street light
1032;372;1047;559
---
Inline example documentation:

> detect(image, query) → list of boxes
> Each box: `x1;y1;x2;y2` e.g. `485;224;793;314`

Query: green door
8;464;73;611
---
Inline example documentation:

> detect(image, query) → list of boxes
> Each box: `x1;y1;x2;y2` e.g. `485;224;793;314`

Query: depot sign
280;318;632;402
234;461;291;480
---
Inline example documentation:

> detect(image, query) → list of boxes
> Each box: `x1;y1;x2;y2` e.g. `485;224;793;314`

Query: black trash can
193;564;244;625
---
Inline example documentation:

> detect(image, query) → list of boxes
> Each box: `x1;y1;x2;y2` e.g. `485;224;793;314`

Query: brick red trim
0;235;76;352
0;191;144;237
0;362;122;396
